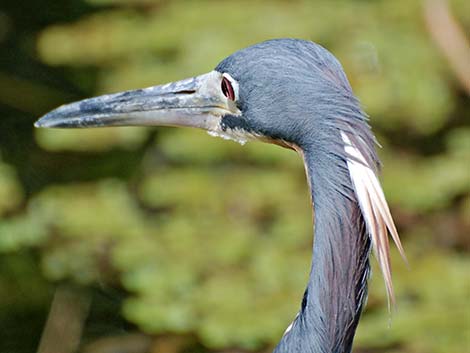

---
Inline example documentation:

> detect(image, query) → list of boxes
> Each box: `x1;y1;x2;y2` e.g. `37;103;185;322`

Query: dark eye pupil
221;77;235;101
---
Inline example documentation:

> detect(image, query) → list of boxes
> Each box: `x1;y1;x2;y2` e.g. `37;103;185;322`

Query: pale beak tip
34;107;100;129
35;112;59;128
34;112;74;129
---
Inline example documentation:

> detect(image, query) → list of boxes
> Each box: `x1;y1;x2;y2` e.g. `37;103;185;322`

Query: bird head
35;38;407;333
35;39;351;150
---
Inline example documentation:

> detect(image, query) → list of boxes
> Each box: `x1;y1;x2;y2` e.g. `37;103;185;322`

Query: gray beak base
35;71;238;131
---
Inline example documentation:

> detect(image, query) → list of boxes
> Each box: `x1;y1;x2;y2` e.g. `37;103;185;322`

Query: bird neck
275;143;371;353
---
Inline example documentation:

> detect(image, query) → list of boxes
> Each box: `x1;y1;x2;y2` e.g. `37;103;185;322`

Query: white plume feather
341;131;407;307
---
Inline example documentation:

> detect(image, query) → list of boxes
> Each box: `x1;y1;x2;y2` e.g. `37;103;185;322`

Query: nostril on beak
173;90;196;95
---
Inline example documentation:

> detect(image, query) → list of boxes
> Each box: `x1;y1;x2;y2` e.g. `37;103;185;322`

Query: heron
35;39;406;353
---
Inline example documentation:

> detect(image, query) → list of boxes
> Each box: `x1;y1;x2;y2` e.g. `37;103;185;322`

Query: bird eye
221;76;235;101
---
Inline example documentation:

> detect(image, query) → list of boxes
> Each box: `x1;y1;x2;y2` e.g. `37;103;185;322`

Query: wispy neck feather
275;142;371;353
274;105;405;352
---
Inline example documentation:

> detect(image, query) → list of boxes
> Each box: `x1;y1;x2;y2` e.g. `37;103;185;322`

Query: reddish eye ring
221;76;235;101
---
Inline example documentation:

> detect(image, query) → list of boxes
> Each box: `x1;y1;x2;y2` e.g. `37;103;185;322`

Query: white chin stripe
341;131;406;308
207;126;261;145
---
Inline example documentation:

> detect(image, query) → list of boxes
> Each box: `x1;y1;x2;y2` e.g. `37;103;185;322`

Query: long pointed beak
35;71;239;130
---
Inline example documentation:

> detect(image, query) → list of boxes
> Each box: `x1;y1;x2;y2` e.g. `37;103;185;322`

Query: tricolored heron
36;39;406;353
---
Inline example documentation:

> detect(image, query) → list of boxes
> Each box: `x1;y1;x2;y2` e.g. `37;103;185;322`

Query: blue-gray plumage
35;38;405;353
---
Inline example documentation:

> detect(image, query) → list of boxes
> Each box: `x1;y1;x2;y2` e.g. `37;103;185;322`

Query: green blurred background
0;0;469;352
